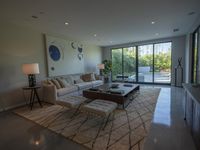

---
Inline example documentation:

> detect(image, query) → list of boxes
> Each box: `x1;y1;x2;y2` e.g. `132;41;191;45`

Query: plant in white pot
102;59;112;83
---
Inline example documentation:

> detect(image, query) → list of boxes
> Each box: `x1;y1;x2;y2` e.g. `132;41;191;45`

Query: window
111;42;172;84
154;42;171;83
111;48;122;81
138;44;153;82
192;27;200;83
123;47;136;82
112;47;136;82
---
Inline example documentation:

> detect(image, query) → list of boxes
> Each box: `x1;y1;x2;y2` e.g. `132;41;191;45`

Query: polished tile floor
143;85;196;150
0;86;197;150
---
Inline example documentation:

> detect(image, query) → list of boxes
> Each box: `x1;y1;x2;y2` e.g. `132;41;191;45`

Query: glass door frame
191;25;200;83
111;41;172;85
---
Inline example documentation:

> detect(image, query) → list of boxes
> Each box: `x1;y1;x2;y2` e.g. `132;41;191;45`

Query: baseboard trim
0;102;26;112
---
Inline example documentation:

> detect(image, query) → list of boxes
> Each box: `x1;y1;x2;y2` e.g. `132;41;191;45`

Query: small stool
81;99;117;129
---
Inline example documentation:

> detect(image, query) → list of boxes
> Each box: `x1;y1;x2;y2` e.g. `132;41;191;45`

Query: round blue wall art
49;45;61;61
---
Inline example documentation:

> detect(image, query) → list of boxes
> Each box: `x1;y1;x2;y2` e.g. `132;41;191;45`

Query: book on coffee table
109;89;125;94
123;84;133;87
110;84;119;88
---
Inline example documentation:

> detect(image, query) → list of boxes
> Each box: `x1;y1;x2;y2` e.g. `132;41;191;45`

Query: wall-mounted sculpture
71;42;84;60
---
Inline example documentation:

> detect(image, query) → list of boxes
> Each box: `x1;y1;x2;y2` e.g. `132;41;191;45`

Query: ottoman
56;96;88;117
56;95;88;109
81;99;118;129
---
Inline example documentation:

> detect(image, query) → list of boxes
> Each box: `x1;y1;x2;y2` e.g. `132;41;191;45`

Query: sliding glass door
111;42;172;84
112;48;122;81
138;45;153;82
111;47;136;82
123;47;136;82
154;42;171;83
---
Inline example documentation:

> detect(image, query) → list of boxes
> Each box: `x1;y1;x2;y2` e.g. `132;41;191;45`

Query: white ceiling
0;0;200;46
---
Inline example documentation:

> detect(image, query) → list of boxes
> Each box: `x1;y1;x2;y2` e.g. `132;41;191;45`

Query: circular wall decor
49;45;61;61
71;42;77;49
77;53;83;60
78;47;83;53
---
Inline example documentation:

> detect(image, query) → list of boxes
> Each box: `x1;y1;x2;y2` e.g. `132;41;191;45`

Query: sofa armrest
42;84;57;104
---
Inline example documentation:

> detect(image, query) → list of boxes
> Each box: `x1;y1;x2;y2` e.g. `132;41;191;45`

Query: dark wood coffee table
83;83;140;108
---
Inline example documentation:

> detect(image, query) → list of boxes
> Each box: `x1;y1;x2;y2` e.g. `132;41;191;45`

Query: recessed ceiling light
188;12;196;16
32;15;38;19
155;33;159;36
151;21;155;24
94;34;97;37
64;22;69;25
173;28;179;32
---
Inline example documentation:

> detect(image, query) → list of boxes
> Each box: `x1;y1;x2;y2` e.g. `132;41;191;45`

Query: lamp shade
22;63;40;75
98;64;105;70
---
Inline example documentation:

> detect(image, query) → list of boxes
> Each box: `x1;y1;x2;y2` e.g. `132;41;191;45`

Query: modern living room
0;0;200;150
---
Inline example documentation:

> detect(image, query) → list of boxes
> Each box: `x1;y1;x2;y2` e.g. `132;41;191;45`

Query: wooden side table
22;86;43;110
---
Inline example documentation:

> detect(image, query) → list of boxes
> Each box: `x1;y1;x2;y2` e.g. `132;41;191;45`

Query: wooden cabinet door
186;94;193;129
192;102;200;149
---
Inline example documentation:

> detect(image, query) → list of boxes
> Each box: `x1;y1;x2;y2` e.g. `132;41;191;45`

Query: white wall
185;34;193;83
102;35;186;85
0;22;102;111
84;45;102;74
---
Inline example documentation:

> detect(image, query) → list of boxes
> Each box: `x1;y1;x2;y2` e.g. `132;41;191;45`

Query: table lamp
97;64;105;76
22;63;40;87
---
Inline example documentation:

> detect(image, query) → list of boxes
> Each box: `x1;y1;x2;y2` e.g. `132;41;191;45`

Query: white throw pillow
57;78;70;88
74;78;84;84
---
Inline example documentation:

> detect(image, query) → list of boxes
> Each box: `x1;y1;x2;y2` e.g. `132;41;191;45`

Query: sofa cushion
92;80;103;87
75;82;93;90
57;85;78;97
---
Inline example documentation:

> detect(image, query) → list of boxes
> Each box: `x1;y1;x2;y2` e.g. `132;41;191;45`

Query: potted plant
102;59;112;83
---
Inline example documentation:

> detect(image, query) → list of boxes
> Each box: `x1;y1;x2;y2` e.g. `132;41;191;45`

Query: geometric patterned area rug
14;88;160;150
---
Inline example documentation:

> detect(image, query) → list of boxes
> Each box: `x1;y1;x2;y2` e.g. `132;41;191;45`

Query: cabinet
183;84;200;149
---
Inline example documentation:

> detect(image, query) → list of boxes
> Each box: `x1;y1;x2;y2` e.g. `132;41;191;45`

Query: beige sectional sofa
42;73;103;104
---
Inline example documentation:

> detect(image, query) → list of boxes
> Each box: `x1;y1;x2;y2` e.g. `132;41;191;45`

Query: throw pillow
91;73;96;81
51;79;62;89
64;76;74;84
47;79;59;89
47;80;54;85
74;78;84;84
81;73;92;82
56;78;70;88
